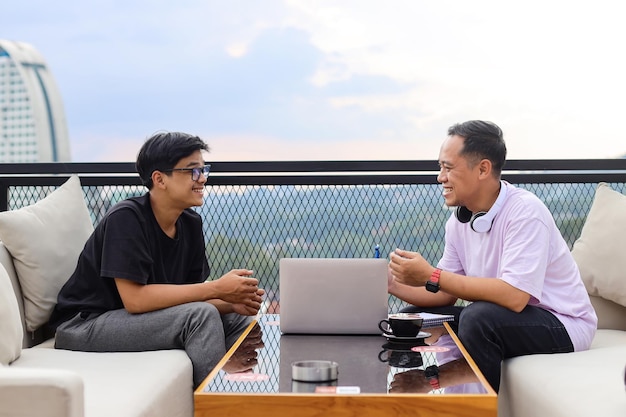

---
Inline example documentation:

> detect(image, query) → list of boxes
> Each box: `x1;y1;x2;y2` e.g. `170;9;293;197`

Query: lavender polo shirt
438;181;597;352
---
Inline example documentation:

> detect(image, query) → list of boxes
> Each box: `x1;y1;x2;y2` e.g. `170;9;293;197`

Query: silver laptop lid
278;258;389;334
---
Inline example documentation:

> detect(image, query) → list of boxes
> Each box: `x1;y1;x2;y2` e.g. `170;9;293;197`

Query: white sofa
1;175;624;417
0;176;193;417
499;183;626;417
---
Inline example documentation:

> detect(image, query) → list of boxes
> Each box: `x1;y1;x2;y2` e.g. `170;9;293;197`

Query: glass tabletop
203;314;490;395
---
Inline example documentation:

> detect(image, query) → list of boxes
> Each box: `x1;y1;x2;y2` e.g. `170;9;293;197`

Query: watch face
424;365;439;378
425;281;439;293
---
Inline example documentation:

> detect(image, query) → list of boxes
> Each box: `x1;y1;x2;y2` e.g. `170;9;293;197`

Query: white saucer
383;331;431;340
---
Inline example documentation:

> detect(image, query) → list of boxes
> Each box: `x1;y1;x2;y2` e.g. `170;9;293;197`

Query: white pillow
571;182;626;307
0;175;94;332
0;261;23;365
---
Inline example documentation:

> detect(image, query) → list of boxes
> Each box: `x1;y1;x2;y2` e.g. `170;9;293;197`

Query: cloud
205;133;441;162
5;0;626;162
71;129;441;163
187;27;418;142
71;132;143;162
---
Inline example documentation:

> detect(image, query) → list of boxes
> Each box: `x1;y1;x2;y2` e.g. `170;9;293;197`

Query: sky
2;0;626;162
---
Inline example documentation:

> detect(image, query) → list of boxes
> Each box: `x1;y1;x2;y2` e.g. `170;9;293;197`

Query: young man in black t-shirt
49;132;264;388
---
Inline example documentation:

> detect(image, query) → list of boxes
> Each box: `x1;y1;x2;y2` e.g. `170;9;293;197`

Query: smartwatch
424;365;441;390
425;268;441;293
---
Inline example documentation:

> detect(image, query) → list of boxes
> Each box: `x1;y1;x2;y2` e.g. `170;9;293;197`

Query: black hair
136;131;210;189
447;120;507;176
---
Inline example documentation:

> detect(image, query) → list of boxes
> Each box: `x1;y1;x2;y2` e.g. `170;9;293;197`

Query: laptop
278;258;389;334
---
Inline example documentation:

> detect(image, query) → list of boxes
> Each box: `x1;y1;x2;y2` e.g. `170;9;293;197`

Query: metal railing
1;159;626;312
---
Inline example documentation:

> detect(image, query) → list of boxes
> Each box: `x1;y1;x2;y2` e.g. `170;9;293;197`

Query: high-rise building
0;40;70;162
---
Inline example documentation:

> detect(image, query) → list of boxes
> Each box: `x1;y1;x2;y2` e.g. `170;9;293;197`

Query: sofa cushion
12;347;193;417
589;328;626;348
571;182;626;307
589;295;626;331
0;367;84;417
0;175;94;332
499;332;626;417
0;261;23;365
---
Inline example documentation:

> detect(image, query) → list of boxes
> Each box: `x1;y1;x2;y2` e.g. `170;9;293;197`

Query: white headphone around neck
454;181;508;233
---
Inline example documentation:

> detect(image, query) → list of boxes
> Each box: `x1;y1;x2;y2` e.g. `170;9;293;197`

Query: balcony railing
1;159;625;312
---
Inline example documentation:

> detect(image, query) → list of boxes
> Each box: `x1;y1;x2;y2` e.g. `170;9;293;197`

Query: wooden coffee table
194;314;497;417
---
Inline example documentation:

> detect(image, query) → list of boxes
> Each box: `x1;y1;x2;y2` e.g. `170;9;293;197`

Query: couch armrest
0;367;84;417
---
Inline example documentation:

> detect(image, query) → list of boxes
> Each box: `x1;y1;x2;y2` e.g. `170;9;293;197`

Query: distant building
0;40;70;162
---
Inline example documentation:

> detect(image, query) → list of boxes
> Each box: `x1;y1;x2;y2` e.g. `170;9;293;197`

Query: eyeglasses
161;164;211;181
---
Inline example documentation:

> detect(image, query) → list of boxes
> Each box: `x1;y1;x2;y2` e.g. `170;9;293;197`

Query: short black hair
447;120;507;176
136;132;210;189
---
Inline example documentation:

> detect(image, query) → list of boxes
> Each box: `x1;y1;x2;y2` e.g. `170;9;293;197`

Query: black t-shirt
48;194;210;330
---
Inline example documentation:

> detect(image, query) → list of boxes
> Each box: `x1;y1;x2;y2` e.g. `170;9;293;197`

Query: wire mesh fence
7;179;625;313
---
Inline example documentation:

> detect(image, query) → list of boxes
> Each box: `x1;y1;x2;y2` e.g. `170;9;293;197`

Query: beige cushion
0;367;84;417
500;337;626;417
589;295;626;331
0;175;93;332
13;348;193;417
571;182;626;307
0;261;23;365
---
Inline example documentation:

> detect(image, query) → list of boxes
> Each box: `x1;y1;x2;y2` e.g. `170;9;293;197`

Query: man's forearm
390;280;457;307
115;279;216;313
437;271;531;312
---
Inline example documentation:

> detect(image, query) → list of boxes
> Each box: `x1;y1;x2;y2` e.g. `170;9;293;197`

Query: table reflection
205;315;488;395
386;333;487;394
222;322;265;374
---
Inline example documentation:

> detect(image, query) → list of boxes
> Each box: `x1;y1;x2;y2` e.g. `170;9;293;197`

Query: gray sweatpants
54;302;253;388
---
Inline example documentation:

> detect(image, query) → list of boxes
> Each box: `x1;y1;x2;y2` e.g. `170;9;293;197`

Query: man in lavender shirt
387;120;597;393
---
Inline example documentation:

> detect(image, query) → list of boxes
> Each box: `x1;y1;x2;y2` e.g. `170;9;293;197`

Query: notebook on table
419;312;455;328
278;258;389;335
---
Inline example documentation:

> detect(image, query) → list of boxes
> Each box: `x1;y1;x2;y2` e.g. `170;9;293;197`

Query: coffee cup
378;313;423;338
378;349;423;368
